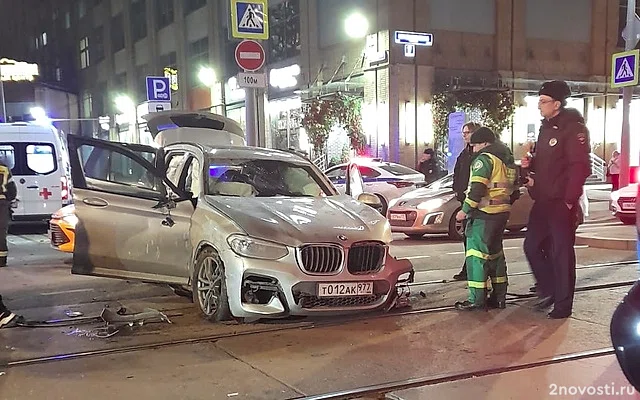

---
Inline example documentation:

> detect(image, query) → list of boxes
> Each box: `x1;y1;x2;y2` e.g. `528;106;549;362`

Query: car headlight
227;234;289;260
63;214;78;227
611;190;620;202
417;196;452;211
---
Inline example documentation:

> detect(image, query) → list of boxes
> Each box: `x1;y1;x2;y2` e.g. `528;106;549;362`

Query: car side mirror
611;282;640;393
357;192;383;214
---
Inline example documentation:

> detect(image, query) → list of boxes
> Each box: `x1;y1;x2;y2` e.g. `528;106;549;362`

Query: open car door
345;161;384;214
67;135;194;285
345;162;364;199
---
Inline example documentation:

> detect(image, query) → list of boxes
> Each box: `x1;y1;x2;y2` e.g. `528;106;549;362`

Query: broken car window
206;158;330;198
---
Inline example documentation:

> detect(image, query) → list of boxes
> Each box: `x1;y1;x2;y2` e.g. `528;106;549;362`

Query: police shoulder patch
577;131;587;145
472;159;484;171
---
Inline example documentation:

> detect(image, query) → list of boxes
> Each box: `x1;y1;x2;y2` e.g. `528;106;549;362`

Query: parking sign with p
146;76;171;102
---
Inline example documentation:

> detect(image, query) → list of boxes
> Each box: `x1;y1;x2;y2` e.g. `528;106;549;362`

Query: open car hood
142;111;246;147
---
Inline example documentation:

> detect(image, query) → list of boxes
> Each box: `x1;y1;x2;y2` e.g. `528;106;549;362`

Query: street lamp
344;12;369;39
198;66;225;115
114;95;134;115
114;95;138;143
30;106;46;120
198;66;216;87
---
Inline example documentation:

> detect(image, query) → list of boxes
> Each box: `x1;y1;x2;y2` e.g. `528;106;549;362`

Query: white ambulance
0;122;72;224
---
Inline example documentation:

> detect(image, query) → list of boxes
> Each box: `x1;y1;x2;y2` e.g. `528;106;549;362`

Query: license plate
317;282;373;297
390;213;406;221
622;202;635;210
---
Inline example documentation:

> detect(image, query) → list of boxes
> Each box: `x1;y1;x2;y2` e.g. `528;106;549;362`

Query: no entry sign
234;40;265;72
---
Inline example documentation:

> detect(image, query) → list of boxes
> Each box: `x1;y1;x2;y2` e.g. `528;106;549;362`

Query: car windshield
206;158;331;197
378;163;420;176
427;174;453;190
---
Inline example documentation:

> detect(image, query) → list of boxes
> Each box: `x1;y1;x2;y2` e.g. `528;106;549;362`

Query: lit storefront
224;76;246;133
267;63;306;152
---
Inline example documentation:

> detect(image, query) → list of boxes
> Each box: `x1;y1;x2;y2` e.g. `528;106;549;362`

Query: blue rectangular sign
611;50;639;88
146;76;171;102
394;31;433;46
231;0;269;40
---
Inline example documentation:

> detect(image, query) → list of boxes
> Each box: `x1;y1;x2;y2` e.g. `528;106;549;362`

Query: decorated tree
431;89;515;148
301;93;366;154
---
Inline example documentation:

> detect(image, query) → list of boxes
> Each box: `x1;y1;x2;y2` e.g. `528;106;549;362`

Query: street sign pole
0;66;6;122
620;0;637;188
231;0;269;148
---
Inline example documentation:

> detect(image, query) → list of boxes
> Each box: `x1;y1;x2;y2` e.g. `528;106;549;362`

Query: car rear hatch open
142;111;246;147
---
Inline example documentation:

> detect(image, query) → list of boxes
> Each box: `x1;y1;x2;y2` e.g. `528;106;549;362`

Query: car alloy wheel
192;247;232;322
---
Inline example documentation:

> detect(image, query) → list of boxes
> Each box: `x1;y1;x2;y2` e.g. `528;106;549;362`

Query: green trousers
465;216;509;306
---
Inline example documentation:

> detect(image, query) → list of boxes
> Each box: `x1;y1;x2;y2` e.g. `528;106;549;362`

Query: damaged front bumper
221;249;415;319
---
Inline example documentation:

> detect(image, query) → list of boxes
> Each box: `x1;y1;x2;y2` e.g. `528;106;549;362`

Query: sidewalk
575;224;637;251
572;189;637;251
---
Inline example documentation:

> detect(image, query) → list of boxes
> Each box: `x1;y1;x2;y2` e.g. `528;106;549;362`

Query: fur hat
538;80;571;103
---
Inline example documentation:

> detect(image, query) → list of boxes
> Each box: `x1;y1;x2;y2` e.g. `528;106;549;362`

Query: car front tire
448;208;464;241
192;247;232;322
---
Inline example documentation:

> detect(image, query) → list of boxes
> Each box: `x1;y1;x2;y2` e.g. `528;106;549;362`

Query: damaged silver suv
67;111;414;322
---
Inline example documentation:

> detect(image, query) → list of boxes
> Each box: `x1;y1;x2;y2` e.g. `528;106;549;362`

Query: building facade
1;0;637;169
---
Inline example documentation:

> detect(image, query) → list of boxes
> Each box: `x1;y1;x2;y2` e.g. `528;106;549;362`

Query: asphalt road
0;213;637;400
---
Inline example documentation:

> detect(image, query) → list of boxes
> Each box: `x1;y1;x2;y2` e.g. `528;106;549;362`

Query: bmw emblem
337;234;348;241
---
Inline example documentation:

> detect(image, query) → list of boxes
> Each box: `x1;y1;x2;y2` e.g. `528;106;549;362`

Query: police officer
452;121;481;281
522;80;591;319
0;158;16;267
454;127;519;311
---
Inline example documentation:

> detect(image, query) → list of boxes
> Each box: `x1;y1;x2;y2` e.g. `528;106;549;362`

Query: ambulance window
26;144;56;174
0;145;16;170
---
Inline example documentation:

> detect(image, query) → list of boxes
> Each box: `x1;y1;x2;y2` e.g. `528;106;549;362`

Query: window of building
159;51;177;69
94;82;107;116
111;13;125;51
65;11;71;29
184;0;207;15
135;64;149;102
34;37;40;49
26;144;56;175
78;0;87;19
268;0;301;62
82;92;93;118
41;32;48;46
156;0;175;29
159;52;178;90
131;0;148;42
113;73;127;101
93;26;105;62
55;67;62;82
187;37;209;87
80;37;90;69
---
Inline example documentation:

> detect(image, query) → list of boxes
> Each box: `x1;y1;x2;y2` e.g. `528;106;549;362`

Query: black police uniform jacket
529;108;591;205
453;145;473;202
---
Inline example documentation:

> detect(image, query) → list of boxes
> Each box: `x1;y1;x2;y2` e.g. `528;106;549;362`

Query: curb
575;235;636;251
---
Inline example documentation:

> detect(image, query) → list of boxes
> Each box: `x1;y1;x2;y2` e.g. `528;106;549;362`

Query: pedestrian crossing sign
611;49;639;88
230;0;269;40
